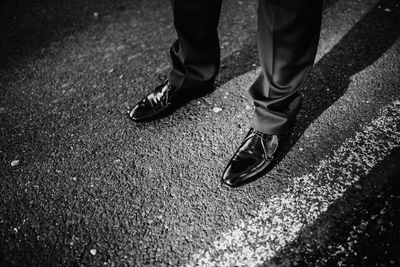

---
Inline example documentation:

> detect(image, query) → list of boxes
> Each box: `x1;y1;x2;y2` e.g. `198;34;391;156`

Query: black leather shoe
222;128;279;187
129;80;213;122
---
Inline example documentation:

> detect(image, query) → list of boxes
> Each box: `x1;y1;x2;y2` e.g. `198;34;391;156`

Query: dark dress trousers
167;0;323;135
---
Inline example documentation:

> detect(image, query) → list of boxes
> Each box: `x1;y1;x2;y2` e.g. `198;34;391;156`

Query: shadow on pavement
265;148;400;266
0;0;137;66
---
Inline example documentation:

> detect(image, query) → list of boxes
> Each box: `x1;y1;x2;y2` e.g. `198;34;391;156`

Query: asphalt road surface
1;0;399;266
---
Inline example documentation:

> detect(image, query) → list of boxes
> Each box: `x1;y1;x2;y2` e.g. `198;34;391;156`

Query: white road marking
187;100;400;266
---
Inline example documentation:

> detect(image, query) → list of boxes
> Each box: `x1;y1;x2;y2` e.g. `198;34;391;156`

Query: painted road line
187;100;400;266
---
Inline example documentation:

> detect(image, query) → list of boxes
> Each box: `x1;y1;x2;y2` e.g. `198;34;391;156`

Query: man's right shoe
221;128;279;187
129;80;213;122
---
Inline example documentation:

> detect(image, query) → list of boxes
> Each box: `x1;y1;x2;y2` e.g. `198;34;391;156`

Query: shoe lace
250;129;271;142
150;80;175;107
249;129;276;160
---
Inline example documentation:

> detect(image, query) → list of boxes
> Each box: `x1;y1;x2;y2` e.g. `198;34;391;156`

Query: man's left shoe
222;128;279;187
128;79;214;122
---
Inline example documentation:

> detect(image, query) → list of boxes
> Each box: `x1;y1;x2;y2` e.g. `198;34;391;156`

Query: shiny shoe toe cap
128;103;145;121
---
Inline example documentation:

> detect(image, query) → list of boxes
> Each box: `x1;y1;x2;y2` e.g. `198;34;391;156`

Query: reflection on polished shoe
129;79;213;122
222;128;279;187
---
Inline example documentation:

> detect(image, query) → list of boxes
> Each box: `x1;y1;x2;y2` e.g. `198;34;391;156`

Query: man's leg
222;0;323;187
129;0;222;121
250;0;323;135
168;0;222;90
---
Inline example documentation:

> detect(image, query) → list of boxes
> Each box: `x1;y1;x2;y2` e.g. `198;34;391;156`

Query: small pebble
384;8;391;12
93;12;99;19
213;107;222;113
90;249;97;255
11;160;19;167
61;82;71;88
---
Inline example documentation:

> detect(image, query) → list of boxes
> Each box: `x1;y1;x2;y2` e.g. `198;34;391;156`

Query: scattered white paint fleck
213;107;223;113
128;53;141;62
90;249;97;255
384;8;391;12
61;82;71;88
11;160;19;167
186;100;400;267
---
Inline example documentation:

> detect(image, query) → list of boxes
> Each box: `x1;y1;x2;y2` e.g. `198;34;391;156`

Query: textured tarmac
1;0;399;266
